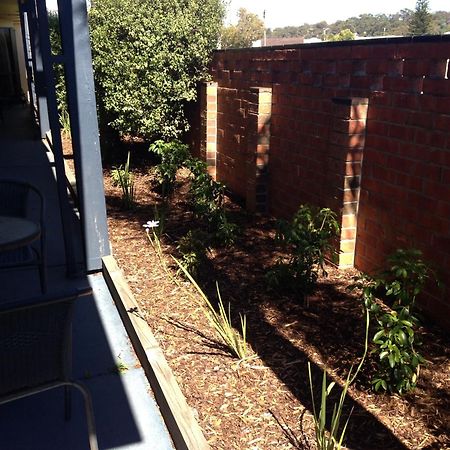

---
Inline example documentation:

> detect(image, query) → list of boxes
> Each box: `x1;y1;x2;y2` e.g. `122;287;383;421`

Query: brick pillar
329;97;368;268
200;81;218;178
246;87;272;213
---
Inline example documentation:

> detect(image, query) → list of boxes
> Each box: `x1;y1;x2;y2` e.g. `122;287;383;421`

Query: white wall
0;1;28;97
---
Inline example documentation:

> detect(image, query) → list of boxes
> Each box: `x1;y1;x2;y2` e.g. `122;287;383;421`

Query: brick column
246;87;272;213
200;81;218;178
329;97;368;268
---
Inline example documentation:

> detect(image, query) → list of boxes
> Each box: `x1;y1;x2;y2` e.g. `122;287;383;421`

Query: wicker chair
0;179;47;293
0;289;98;450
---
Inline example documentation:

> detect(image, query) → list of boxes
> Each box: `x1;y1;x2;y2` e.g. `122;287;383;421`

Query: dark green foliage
353;249;437;394
371;306;425;393
149;140;190;198
177;230;210;277
149;142;237;246
187;159;225;221
186;159;238;247
89;0;225;141
382;249;433;308
267;205;340;298
214;215;239;248
409;0;432;35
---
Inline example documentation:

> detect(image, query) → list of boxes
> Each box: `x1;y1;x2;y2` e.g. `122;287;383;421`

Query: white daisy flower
143;220;160;230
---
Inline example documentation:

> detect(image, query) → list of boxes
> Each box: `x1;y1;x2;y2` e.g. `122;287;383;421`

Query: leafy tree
89;0;225;141
221;8;264;49
409;0;432;35
328;28;355;41
430;11;450;34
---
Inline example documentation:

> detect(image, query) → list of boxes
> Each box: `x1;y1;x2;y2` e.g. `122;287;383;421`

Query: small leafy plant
353;249;437;394
111;151;135;209
381;248;433;308
267;204;340;298
177;230;210;277
371;306;424;393
186;158;238;246
149;140;190;199
214;214;239;247
187;159;225;219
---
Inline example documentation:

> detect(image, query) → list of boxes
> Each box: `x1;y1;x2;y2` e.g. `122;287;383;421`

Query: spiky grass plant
307;306;369;449
111;151;135;209
143;220;171;277
143;221;248;360
308;363;353;450
59;109;71;139
174;258;248;361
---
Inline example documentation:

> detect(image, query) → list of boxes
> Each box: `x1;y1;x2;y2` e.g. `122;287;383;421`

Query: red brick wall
189;37;450;328
216;86;249;196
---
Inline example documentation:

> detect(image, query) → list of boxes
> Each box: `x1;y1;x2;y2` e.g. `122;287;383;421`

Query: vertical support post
27;0;50;137
34;0;79;275
246;87;271;213
200;81;218;178
57;0;110;271
329;97;368;268
18;1;35;108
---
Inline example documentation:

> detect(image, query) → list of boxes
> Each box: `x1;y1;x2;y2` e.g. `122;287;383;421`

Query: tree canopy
221;8;264;49
409;0;432;35
267;8;450;40
89;0;225;141
328;29;355;41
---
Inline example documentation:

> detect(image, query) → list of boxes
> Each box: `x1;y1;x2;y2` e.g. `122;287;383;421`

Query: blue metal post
18;1;35;109
34;0;79;276
57;0;110;271
26;0;50;138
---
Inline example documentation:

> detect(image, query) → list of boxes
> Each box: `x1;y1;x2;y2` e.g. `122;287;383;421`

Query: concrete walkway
0;103;174;449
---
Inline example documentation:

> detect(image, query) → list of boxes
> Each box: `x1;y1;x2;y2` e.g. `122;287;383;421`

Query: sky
45;0;450;29
225;0;450;28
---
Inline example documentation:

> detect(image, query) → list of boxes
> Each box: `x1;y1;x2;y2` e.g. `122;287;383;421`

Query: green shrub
267;205;340;298
149;140;190;198
353;249;437;394
90;0;225;141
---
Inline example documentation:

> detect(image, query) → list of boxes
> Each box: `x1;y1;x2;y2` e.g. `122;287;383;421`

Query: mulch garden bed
101;153;450;450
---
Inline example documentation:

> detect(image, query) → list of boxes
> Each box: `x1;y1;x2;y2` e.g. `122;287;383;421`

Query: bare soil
102;156;450;450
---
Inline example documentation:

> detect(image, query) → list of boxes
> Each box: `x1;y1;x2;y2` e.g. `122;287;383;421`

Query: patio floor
0;103;175;449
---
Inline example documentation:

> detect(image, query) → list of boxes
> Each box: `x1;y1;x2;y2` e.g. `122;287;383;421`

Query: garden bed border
102;255;209;450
